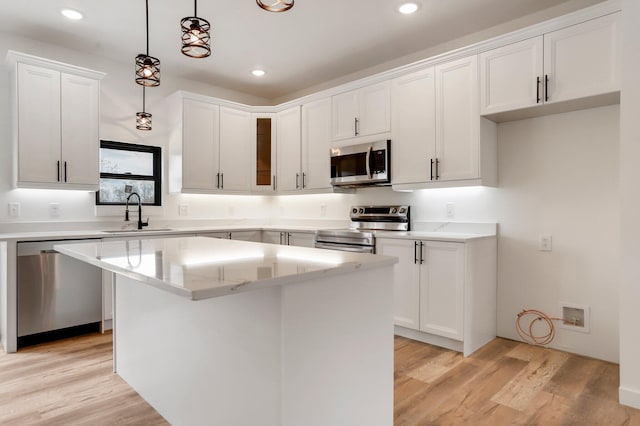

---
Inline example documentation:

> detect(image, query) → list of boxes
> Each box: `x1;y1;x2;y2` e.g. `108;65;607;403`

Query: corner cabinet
168;93;251;194
332;81;391;142
480;12;620;118
376;236;497;356
391;55;497;189
7;52;104;190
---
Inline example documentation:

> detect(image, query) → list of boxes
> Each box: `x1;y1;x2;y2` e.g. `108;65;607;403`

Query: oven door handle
314;242;374;253
366;145;373;179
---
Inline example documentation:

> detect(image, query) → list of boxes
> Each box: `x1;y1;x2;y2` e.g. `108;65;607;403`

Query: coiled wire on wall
516;309;565;346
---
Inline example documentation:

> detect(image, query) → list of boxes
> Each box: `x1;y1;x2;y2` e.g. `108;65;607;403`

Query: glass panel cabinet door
252;113;277;192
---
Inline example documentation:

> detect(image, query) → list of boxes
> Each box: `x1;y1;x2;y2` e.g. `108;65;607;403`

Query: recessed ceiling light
252;69;266;77
61;9;83;20
398;3;419;14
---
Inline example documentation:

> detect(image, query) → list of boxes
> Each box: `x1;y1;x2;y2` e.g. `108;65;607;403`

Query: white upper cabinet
391;56;496;189
435;55;481;182
391;67;436;185
252;112;277;193
10;53;104;190
301;98;332;191
181;99;220;192
332;81;390;142
219;107;252;192
543;12;619;103
276;106;302;192
169;95;252;194
480;12;619;117
479;37;543;115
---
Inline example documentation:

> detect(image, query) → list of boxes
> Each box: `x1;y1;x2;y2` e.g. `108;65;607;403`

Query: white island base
113;265;393;426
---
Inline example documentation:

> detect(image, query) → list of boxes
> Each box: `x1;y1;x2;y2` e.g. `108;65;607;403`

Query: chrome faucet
124;186;149;230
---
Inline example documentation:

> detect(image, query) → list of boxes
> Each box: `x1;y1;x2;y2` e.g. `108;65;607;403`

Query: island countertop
54;236;398;300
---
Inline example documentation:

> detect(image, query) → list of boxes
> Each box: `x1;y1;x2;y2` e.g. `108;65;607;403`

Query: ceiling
0;0;603;101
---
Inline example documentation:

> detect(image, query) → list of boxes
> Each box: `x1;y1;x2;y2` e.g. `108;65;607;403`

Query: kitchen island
54;236;397;426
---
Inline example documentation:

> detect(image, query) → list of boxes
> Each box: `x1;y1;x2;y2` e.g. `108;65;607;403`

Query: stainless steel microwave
330;140;391;187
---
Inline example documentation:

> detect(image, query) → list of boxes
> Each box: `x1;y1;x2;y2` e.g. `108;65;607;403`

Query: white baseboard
620;386;640;409
394;326;463;353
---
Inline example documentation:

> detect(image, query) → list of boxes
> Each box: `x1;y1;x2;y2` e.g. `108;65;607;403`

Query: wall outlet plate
539;235;552;251
179;204;189;216
50;203;60;218
446;202;455;219
8;202;20;217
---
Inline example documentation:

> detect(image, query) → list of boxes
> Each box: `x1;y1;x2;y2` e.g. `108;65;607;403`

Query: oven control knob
391;208;398;214
399;208;406;214
352;208;358;214
359;208;364;214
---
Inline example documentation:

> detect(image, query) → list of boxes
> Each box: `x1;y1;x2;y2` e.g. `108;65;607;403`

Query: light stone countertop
374;230;496;242
54;236;398;300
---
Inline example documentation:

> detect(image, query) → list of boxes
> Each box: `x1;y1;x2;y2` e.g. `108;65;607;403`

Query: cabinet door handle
64;161;67;182
287;232;291;245
302;173;306;189
221;173;224;189
57;161;61;182
216;173;220;189
296;173;300;189
273;175;277;190
280;232;285;245
435;158;440;180
420;241;425;264
536;76;541;104
414;241;418;264
545;74;549;102
430;158;434;180
354;117;359;136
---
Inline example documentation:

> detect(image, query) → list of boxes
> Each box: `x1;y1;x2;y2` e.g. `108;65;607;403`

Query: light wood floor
1;333;639;425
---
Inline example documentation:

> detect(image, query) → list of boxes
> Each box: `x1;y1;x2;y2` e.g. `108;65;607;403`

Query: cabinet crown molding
6;50;106;80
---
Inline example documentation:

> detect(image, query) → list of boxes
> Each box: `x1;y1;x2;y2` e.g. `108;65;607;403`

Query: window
96;140;162;206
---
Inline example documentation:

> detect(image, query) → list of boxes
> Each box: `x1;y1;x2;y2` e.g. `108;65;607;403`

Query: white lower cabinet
262;230;315;248
376;236;497;356
197;231;261;242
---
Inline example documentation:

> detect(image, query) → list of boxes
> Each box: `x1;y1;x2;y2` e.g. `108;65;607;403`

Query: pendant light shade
136;0;160;86
257;0;294;12
136;87;152;131
181;0;211;58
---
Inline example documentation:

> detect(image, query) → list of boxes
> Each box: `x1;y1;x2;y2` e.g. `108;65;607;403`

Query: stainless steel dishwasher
17;239;102;347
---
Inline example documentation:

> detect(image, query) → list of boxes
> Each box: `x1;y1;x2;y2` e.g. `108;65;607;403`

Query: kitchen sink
103;228;174;233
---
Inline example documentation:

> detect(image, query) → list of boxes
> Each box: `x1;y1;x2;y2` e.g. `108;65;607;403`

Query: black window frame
95;140;162;206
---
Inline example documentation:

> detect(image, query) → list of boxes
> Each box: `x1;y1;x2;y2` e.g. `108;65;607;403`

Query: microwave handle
366;145;373;178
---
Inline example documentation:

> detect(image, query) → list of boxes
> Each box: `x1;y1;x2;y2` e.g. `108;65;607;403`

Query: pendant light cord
142;86;146;112
194;0;197;16
145;0;149;55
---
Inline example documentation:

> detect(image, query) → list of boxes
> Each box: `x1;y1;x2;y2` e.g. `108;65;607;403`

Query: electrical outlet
49;203;60;218
539;235;552;251
320;205;327;217
446;203;455;219
179;204;189;216
8;202;20;217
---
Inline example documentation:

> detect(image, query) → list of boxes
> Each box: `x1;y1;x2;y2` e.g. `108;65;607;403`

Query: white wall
618;0;640;409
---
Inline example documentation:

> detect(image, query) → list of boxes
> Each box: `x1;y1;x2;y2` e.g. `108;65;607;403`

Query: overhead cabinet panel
435;56;480;182
219;107;252;192
301;98;332;191
182;99;220;191
61;73;100;186
391;67;436;185
17;63;61;185
276;106;302;192
332;81;390;142
479;37;543;115
543;12;619;104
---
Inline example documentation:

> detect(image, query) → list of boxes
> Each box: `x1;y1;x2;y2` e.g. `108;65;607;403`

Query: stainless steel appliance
315;205;410;253
17;239;102;347
330;140;391;187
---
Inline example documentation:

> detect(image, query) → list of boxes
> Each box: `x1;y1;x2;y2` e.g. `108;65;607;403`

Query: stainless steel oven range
315;205;410;253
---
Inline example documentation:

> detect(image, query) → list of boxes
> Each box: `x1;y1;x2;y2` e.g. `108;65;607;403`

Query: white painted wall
618;0;640;409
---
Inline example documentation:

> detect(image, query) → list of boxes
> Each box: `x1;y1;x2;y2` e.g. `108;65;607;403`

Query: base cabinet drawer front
262;230;315;248
419;241;465;341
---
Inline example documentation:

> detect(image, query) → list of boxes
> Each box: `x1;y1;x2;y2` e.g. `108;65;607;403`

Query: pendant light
136;87;152;131
135;0;160;86
181;0;211;58
257;0;294;12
